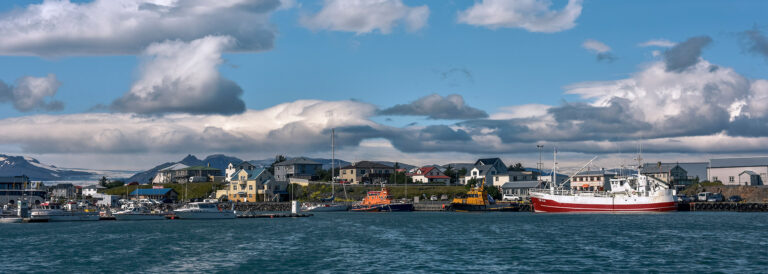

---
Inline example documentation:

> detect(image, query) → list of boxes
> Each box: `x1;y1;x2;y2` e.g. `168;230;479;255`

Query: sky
1;0;768;171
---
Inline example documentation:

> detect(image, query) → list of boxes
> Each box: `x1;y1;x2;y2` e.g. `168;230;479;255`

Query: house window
712;176;718;181
233;186;237;190
249;194;252;198
360;170;366;174
729;176;734;183
473;171;478;176
343;170;346;175
495;177;499;181
249;185;253;190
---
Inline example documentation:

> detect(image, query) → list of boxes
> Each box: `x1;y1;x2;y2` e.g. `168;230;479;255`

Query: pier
681;202;768;212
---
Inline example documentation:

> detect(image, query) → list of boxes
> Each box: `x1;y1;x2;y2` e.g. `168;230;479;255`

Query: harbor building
708;157;768;185
129;188;178;202
641;163;692;190
273;157;323;181
460;158;508;185
492;170;537;187
225;168;284;202
409;167;450;184
0;175;47;205
51;183;77;199
571;170;616;191
340;161;394;184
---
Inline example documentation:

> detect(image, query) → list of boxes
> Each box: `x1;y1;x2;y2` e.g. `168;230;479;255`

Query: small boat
0;216;22;223
173;202;236;219
30;202;100;222
351;186;413;212
450;179;517;212
114;206;167;221
302;203;350;212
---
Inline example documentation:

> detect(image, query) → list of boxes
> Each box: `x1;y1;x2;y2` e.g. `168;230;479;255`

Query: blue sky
0;0;768;170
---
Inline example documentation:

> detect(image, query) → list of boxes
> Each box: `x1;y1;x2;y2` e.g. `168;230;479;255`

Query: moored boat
173;202;236;219
302;203;350;212
351;186;413;212
114;206;167;221
450;179;517;212
30;202;100;222
530;149;676;213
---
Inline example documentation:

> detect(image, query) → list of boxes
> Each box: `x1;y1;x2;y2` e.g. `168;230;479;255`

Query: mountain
0;154;94;181
126;154;244;183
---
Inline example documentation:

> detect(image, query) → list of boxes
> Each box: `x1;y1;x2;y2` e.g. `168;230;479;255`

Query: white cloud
458;0;582;33
0;0;283;56
582;39;611;53
638;39;676;48
0;74;63;112
300;0;429;34
110;36;246;115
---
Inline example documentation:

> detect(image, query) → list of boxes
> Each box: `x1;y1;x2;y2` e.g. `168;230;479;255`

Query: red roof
425;175;450;179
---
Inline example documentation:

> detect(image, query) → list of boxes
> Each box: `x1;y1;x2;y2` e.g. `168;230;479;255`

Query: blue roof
247;168;267;180
710;157;768;168
130;188;174;195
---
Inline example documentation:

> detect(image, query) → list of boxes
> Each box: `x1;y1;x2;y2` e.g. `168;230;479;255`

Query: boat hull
451;203;519;212
0;217;22;223
531;196;676;213
114;214;168;221
351;203;413;212
173;211;236;219
303;204;349;212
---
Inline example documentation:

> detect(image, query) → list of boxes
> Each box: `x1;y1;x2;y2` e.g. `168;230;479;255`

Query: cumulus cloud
0;0;282;56
0;100;379;154
110;36;246;115
638;39;676;48
0;74;63;112
582;39;616;62
458;0;582;33
300;0;429;34
740;28;768;61
663;35;712;72
379;94;488;119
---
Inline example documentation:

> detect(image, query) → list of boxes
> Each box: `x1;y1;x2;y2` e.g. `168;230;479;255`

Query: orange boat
351;187;413;212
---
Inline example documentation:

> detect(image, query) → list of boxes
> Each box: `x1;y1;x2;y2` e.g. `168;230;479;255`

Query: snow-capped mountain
0;154;95;181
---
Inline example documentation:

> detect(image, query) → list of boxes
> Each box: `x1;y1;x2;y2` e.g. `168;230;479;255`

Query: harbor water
2;212;767;272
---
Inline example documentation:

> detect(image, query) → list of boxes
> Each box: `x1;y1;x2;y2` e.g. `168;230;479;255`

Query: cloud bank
0;74;63;112
111;36;246;115
0;0;282;56
379;94;488;119
458;0;582;33
300;0;429;34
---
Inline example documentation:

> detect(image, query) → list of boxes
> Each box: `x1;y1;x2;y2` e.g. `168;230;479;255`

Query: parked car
707;193;724;202
502;194;521;201
430;195;438;201
675;195;692;202
728;195;743;203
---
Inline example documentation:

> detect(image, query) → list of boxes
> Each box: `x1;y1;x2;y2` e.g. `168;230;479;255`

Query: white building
409;167;450;184
82;185;105;197
708;157;768;185
491;171;537;187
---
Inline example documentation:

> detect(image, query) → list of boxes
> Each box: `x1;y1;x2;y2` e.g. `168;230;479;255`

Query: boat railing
528;188;615;197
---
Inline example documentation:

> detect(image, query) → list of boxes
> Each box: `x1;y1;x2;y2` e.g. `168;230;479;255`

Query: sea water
1;212;767;272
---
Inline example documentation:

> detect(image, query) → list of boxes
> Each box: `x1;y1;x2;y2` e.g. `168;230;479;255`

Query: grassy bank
102;182;224;201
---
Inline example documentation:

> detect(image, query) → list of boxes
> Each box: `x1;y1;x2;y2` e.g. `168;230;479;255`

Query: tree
268;155;287;174
98;176;108;187
444;165;455;183
485;186;502;200
508;163;524;171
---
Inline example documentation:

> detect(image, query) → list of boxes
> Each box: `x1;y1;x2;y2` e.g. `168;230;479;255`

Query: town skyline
1;0;768;170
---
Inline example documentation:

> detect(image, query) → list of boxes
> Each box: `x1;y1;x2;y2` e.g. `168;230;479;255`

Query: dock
681;202;768;212
236;213;313;218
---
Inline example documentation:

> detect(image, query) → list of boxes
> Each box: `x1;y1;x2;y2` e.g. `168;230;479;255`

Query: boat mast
551;146;557;193
331;128;335;196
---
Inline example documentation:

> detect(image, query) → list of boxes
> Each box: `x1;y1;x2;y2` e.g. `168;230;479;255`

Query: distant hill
0;154;94;181
127;154;243;183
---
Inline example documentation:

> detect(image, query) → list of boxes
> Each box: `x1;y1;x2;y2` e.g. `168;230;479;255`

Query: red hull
531;197;677;213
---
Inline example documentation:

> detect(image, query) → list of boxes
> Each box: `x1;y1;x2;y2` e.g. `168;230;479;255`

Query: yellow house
226;168;275;202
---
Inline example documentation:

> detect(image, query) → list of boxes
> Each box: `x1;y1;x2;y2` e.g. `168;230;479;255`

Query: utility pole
537;145;544;176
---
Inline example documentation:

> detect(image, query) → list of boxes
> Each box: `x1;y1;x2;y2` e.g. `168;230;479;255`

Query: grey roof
641;163;680;173
501;181;542;189
740;170;758;176
710;157;768;168
275;157;322;166
475;165;496;176
341;161;394;169
676;163;708;180
574;170;616;176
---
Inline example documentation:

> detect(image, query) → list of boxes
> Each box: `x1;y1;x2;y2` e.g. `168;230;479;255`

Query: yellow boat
451;178;518;212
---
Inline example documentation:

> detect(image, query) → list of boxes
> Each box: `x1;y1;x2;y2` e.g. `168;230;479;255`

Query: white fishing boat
530;148;676;213
0;208;21;223
30;202;100;221
114;206;167;221
173;202;235;219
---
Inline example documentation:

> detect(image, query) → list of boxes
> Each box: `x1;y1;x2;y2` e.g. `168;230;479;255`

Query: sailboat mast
331;128;335;194
551;147;557;191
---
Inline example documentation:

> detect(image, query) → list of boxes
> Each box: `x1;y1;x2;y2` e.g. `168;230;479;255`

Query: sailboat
303;128;350;212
